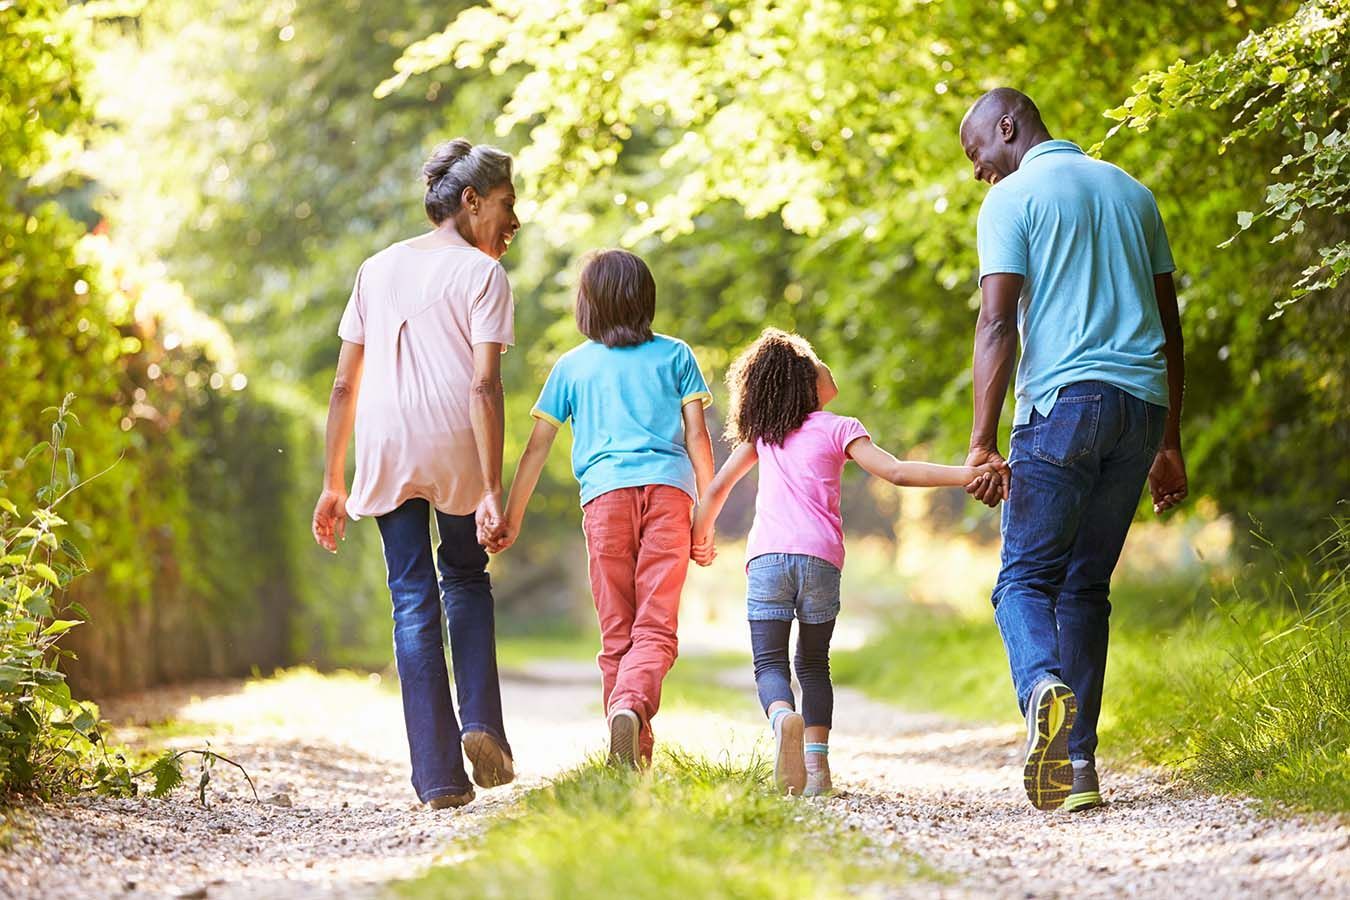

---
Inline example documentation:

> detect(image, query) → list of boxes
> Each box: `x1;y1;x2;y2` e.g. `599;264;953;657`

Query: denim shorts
746;553;841;624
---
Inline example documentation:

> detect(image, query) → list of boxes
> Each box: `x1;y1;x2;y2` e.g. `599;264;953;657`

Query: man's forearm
469;380;505;493
1154;273;1185;450
970;321;1017;449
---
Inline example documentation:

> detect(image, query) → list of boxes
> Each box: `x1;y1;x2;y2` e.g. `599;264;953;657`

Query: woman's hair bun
420;139;514;225
422;139;474;187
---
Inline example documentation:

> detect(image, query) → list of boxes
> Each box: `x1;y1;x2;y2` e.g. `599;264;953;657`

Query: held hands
690;508;717;567
476;490;514;553
1149;446;1188;515
312;488;349;553
963;447;1011;508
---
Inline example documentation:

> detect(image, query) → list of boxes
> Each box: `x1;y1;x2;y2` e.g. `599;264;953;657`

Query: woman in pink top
691;329;999;796
311;139;519;810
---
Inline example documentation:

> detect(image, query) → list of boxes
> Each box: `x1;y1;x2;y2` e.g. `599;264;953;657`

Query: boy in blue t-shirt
486;248;714;768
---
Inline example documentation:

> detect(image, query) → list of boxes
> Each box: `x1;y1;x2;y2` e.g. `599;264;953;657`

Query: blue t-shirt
977;140;1175;425
531;334;712;506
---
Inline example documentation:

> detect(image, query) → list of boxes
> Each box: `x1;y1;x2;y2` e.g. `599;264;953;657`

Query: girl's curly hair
724;328;820;447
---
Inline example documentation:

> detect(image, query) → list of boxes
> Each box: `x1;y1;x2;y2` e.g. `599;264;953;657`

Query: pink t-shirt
338;240;514;519
745;411;870;571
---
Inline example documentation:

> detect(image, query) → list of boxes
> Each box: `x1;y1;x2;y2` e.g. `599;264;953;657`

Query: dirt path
1;661;1346;899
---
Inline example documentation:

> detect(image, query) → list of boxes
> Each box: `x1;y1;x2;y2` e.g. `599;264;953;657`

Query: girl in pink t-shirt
691;329;999;796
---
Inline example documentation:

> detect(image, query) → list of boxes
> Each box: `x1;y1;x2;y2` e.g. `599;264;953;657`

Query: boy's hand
479;518;517;553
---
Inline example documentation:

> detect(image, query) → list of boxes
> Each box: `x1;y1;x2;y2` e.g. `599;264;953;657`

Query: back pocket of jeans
1032;394;1101;467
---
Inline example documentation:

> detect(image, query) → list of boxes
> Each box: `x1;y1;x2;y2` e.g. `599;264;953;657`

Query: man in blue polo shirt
959;88;1188;812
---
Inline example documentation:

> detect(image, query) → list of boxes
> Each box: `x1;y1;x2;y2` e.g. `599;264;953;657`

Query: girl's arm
690;442;758;566
682;399;716;499
847;437;997;488
488;417;559;552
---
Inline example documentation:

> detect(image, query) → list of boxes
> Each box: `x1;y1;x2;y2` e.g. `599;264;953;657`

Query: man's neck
1013;130;1055;170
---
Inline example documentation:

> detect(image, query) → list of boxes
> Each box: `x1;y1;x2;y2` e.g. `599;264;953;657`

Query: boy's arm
681;399;715;498
847;437;989;488
489;417;558;552
690;442;758;565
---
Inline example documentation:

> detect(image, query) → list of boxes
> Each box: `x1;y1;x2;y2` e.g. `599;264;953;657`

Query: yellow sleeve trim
530;408;565;428
682;391;713;409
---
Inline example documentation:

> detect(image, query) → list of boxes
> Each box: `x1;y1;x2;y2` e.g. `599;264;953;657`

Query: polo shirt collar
1020;139;1084;167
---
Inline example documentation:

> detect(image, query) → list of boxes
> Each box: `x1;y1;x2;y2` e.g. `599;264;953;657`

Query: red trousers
582;484;692;760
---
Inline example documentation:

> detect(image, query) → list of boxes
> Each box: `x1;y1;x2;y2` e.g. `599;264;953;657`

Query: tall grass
834;516;1350;812
398;753;929;899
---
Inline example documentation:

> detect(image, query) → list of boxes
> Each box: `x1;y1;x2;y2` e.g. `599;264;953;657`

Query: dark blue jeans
992;381;1165;762
376;498;510;802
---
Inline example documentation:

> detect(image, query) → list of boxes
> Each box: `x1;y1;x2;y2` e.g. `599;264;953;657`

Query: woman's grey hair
421;139;514;225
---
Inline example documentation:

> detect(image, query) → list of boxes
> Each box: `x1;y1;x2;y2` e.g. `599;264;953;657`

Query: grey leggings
749;618;836;728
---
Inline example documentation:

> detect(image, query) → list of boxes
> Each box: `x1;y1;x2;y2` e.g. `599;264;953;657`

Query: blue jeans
746;553;842;624
992;381;1165;762
376;499;510;802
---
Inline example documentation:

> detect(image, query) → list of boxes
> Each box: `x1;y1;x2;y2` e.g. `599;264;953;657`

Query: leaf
24;593;52;617
148;752;185;798
1236;210;1255;229
1269;66;1289;84
41;619;84;637
31;563;61;587
0;498;17;516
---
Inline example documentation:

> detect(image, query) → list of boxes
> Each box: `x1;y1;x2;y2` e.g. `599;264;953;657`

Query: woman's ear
461;185;480;215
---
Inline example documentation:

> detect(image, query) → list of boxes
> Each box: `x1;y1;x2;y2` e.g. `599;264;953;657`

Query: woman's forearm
323;342;364;491
469;374;505;495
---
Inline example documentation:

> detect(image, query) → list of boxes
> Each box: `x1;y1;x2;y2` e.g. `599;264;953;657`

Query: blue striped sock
805;743;829;755
769;707;795;731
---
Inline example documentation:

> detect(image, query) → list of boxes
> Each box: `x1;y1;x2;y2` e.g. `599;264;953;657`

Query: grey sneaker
772;711;806;796
608;709;640;769
1062;759;1104;812
803;745;832;798
1022;678;1077;811
463;730;515;789
427;788;475;810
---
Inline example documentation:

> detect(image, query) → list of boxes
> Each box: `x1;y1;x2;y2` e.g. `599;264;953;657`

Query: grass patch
834;520;1350;812
398;752;932;899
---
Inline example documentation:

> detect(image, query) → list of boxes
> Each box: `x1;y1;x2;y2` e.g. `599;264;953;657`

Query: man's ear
998;114;1016;143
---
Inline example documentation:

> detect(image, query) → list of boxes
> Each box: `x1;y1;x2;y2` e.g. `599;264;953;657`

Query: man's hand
312;488;349;553
1149;446;1187;515
964;447;1010;507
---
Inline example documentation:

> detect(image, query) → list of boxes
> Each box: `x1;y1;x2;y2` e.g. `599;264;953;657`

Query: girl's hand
480;517;518;553
964;464;1005;505
312;488;349;553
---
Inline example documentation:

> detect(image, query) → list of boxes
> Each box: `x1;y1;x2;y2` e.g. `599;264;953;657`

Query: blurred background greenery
3;0;1346;705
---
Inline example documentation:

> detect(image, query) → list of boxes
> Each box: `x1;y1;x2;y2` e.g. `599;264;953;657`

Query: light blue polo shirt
531;334;712;506
976;140;1174;425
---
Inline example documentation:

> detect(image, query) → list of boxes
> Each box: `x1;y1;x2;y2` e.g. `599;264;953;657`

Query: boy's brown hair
575;249;656;348
725;328;820;447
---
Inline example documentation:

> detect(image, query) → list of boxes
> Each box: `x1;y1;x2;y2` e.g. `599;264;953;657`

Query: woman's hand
476;489;507;549
312;488;349;553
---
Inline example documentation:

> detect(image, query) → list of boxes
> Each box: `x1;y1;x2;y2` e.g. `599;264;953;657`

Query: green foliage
0;399;125;798
382;0;1345;546
834;516;1350;812
399;754;926;899
1108;0;1349;299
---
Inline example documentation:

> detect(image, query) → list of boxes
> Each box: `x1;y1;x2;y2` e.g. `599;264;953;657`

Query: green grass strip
398;752;933;899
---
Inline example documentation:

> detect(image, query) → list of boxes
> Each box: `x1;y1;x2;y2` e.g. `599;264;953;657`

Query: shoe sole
1062;790;1104;812
463;731;514;789
1023;684;1077;811
609;711;639;769
774;713;807;797
427;789;475;809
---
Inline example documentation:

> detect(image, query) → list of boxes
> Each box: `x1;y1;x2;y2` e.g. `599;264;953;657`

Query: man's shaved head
959;88;1052;185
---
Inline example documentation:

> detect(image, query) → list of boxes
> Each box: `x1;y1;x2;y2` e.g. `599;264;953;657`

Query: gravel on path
2;660;1346;899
